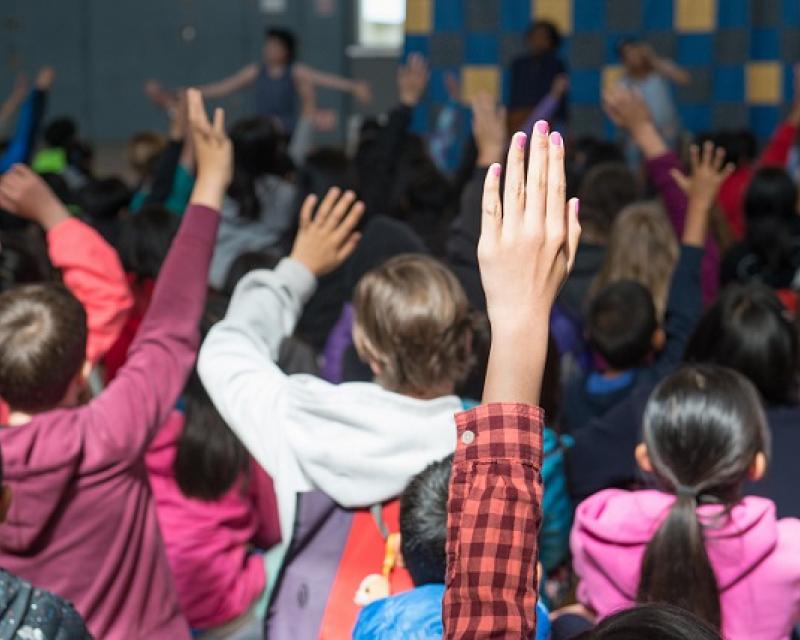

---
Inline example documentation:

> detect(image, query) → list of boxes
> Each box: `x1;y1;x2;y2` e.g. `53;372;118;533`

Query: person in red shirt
443;120;580;637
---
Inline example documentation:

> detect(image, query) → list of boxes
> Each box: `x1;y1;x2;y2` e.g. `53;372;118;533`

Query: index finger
186;88;209;129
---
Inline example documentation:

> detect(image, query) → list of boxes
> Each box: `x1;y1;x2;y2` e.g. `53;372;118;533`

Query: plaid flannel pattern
443;403;544;639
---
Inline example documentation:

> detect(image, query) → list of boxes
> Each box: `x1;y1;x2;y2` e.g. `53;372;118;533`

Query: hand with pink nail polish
477;122;582;406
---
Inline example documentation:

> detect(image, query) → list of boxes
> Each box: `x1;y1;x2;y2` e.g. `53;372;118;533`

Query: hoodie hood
0;412;84;553
573;489;779;600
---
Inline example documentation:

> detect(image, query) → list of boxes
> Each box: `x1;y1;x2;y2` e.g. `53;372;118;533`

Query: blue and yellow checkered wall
404;0;800;140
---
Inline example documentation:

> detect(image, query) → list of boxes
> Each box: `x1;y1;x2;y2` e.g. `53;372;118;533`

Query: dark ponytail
636;365;769;629
174;369;249;500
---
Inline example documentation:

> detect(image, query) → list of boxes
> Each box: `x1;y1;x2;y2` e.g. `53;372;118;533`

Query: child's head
744;167;799;274
127;131;166;182
399;454;452;586
526;20;561;54
223;250;281;296
576;163;641;241
683;284;799;405
0;284;88;414
617;39;652;75
77;177;132;221
116;204;179;281
589;202;679;319
352;255;473;398
264;27;296;66
229;116;293;219
43;117;78;149
635;365;770;628
580;603;721;640
0;229;54;293
587;280;660;371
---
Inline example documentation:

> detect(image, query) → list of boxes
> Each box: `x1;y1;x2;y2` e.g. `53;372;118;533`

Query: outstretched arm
0;68;54;172
644;45;691;86
197;64;259;99
443;123;580;638
293;63;372;103
0;74;28;133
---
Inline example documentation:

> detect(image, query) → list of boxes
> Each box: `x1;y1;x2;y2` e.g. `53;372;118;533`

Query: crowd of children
1;19;800;640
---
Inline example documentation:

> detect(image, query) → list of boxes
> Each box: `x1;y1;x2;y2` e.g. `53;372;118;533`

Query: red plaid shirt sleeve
443;403;544;639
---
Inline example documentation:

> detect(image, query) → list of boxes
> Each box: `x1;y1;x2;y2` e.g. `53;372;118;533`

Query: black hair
265;27;297;63
578;603;721;640
526;20;561;49
576;163;641;238
697;130;755;168
587;280;657;370
299;147;358;200
684;283;799;405
174;294;251;501
39;172;73;206
77;177;132;221
228;116;294;220
116;204;179;281
43;117;78;148
399;454;453;586
0;228;54;293
743;167;799;276
223;250;281;296
616;37;642;58
636;365;770;629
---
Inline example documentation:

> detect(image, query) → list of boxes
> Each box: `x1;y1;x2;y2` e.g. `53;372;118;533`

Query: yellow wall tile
461;66;501;102
405;0;432;34
533;0;573;35
746;62;782;104
675;0;716;32
602;65;625;92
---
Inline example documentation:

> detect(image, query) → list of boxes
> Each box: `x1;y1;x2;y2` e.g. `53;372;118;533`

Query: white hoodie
198;258;461;589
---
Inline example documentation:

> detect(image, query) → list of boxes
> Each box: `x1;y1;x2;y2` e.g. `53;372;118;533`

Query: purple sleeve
520;94;560;138
645;151;719;305
82;204;220;465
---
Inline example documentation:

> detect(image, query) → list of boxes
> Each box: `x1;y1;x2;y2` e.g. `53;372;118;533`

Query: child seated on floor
352;455;551;640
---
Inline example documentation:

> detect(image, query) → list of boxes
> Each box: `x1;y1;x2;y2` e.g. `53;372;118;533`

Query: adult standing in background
147;28;372;135
507;20;569;132
617;38;691;165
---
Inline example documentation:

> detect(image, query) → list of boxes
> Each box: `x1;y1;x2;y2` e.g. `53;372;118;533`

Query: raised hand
290;188;365;277
397;53;429;107
187;88;232;210
602;85;652;133
353;80;373;105
478;122;580;404
471;93;507;167
670;141;734;247
0;164;69;231
34;67;56;91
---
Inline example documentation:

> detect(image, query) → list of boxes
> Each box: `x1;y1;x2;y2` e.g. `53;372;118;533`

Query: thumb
669;168;690;194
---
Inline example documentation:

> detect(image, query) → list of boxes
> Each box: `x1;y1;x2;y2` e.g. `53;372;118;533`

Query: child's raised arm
0;164;133;364
443;123;580;639
81;89;228;462
198;188;363;476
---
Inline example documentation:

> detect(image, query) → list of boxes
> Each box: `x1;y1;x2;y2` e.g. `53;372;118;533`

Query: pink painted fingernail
492;163;502;177
535;120;549;136
550;131;562;146
515;132;527;149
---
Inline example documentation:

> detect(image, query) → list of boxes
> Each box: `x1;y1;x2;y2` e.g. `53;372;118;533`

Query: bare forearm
653;58;691;85
483;319;548;406
631;122;669;159
304;68;357;93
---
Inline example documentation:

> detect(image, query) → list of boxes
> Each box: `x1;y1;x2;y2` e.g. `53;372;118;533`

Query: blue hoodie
353;584;552;639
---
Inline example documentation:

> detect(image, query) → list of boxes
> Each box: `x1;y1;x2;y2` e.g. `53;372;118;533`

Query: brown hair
577;163;642;241
588;201;679;320
353;255;473;396
128;131;166;179
0;284;87;413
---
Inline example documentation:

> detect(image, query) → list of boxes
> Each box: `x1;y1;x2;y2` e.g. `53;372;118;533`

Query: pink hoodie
146;410;281;629
572;490;800;640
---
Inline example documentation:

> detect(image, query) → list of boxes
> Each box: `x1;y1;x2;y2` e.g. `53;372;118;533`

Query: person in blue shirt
353;455;551;640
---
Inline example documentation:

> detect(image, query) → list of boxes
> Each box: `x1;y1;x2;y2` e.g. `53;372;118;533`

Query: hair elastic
675;484;699;499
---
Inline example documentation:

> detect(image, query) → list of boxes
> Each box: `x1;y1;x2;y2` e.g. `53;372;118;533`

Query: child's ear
651;328;666;352
749;451;767;481
0;485;13;523
80;359;92;382
635;443;653;473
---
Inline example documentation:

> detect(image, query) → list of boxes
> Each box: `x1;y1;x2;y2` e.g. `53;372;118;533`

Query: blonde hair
353;254;473;396
588;202;679;320
128;131;166;180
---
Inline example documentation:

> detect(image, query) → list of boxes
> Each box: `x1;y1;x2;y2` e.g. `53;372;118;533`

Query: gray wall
1;0;399;145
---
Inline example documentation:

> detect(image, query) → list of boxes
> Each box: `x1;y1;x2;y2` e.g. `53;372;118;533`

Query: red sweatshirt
0;204;219;639
718;122;798;240
0;217;133;424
